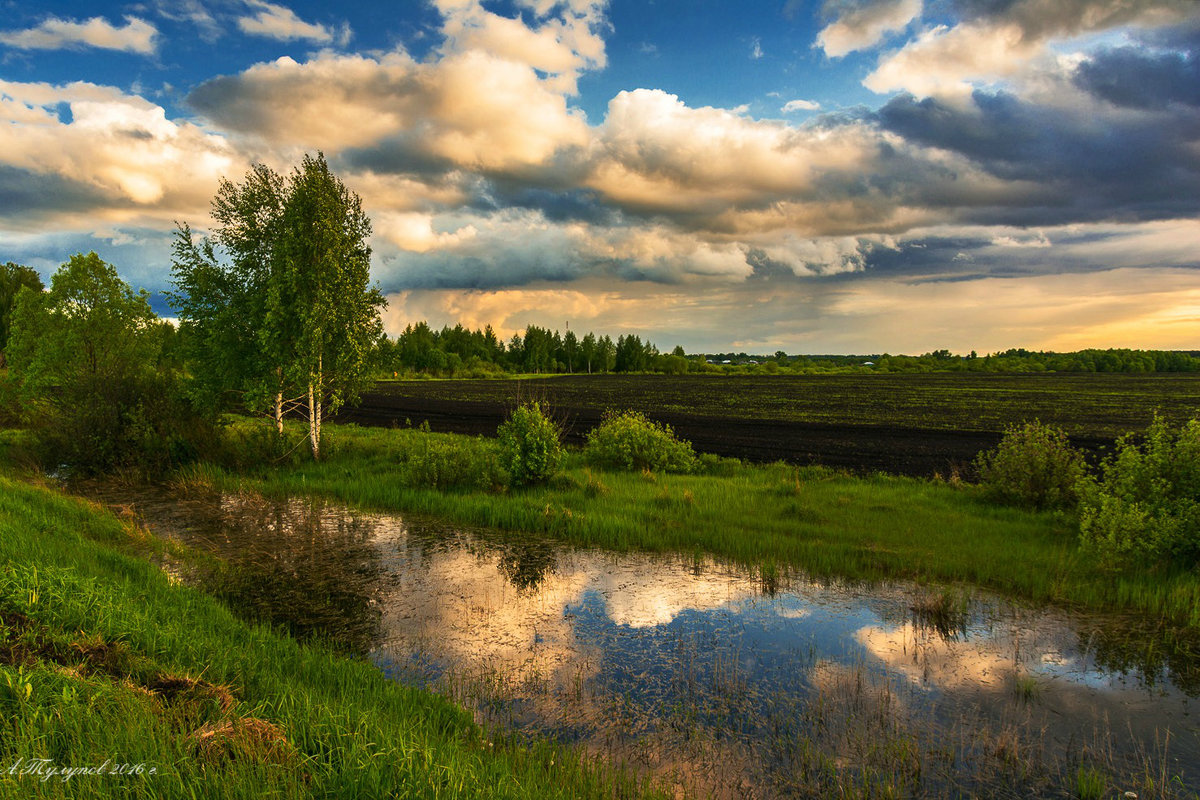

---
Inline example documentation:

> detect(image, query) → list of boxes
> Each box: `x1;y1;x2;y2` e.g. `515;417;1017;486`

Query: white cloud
751;37;764;59
0;15;158;54
864;21;1040;96
190;50;591;170
433;0;607;94
0;79;237;215
817;0;921;58
236;1;339;44
782;98;821;112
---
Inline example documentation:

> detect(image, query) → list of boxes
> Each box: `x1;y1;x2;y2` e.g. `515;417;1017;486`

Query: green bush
399;432;506;491
496;402;564;486
583;410;698;473
974;420;1085;510
1077;417;1200;568
215;418;306;470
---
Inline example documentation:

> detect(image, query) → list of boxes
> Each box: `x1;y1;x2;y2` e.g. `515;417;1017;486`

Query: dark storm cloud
1073;45;1200;110
0;166;115;217
476;184;617;224
945;0;1194;39
876;89;1200;225
338;138;458;178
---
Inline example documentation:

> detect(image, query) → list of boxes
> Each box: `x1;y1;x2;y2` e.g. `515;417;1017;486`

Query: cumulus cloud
875;88;1200;225
236;1;343;44
865;0;1196;96
782;98;821;112
189;0;600;171
0;79;237;223
588;90;882;226
433;0;607;94
817;0;922;58
0;15;158;54
190;51;590;174
1072;44;1200;109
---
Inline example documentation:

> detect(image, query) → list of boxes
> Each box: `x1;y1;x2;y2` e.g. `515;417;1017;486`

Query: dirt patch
1;606;237;712
189;717;299;767
148;673;237;712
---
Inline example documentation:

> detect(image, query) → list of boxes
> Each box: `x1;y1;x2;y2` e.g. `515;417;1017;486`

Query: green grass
190;420;1200;631
0;474;662;799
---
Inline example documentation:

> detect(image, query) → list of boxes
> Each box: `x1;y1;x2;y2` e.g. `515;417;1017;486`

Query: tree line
377;322;691;376
372;324;1200;377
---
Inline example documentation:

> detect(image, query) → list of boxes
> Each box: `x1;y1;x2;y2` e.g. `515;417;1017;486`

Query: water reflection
83;485;1200;798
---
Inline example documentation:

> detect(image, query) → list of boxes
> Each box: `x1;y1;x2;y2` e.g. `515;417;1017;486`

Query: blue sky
1;0;1198;353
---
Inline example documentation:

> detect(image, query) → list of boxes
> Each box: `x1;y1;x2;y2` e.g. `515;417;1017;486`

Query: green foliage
974;421;1085;510
583;410;698;473
6;253;212;475
0;261;43;365
1077;417;1200;568
398;431;506;491
171;154;384;459
276;153;383;417
497;402;564;486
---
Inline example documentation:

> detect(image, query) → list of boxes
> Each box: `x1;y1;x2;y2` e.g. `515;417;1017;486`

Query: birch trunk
307;354;323;460
274;367;284;435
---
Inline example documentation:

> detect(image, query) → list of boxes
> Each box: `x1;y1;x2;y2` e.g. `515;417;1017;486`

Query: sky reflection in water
84;486;1200;797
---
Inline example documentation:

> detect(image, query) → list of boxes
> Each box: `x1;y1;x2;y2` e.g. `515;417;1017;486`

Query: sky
1;0;1198;354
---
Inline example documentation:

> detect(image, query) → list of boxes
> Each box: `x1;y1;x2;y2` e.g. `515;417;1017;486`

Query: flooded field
84;484;1200;798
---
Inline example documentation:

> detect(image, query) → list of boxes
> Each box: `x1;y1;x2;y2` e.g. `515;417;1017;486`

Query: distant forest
374;321;1200;377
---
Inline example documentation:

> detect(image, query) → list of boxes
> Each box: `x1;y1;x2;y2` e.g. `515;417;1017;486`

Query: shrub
583;410;698;473
1077;417;1200;568
496;402;564;487
399;432;506;491
974;421;1085;510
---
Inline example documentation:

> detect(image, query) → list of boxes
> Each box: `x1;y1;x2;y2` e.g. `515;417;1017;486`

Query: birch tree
170;154;383;458
276;153;383;459
169;164;303;431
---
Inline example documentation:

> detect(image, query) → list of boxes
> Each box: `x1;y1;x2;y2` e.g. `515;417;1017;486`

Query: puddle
81;484;1200;798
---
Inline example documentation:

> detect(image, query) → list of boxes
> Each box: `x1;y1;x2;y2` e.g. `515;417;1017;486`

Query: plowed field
337;373;1200;476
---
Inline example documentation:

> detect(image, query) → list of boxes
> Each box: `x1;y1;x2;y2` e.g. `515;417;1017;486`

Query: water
82;484;1200;798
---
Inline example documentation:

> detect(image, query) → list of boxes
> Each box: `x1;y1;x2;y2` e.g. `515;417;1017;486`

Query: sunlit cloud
0;15;158;54
236;1;345;45
817;0;922;58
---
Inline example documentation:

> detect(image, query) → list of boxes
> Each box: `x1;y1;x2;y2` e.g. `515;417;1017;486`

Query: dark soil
336;378;1122;477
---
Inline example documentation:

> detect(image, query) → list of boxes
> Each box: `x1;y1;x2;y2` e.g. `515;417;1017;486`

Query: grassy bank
185;421;1200;630
0;474;659;799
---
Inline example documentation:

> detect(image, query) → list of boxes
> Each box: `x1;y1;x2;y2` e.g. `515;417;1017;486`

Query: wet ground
84;484;1200;798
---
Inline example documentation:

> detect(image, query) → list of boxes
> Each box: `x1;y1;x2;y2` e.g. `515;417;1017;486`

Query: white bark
274;367;284;435
307;353;323;460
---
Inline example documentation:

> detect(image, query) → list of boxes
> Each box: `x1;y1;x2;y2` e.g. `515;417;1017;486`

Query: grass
0;474;662;799
183;420;1200;631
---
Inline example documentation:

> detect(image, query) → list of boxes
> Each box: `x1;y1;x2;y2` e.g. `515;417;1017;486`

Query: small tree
0;261;43;368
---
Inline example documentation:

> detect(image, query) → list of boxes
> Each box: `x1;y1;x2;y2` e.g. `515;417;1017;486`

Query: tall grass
0;475;662;799
197;420;1200;630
